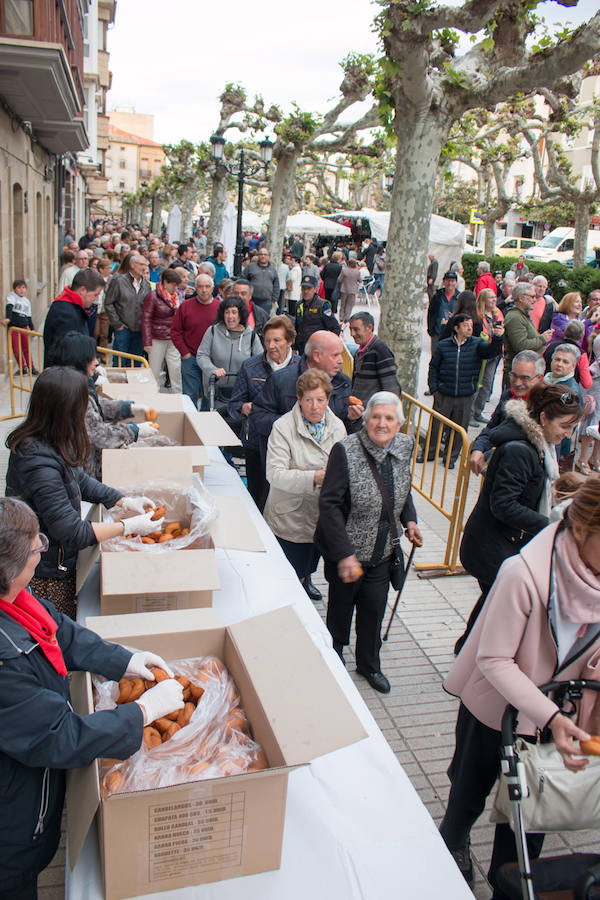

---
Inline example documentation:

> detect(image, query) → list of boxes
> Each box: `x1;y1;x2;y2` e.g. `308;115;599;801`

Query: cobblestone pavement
2;337;599;899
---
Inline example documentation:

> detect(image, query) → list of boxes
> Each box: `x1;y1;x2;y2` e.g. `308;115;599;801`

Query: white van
523;227;600;264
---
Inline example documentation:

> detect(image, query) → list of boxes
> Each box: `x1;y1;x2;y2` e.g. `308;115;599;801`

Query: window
120;146;125;152
5;0;33;34
119;180;125;189
504;239;518;249
106;156;112;168
119;160;126;169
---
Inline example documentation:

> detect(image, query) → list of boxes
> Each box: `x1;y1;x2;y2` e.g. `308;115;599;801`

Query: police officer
294;275;340;354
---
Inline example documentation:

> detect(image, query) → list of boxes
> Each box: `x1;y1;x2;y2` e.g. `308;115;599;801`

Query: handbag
491;738;600;832
360;443;405;591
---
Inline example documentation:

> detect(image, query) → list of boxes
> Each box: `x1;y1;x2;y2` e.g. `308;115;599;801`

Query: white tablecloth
68;447;471;900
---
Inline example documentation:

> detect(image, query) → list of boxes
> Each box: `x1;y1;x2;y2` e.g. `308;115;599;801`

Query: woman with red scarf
0;498;184;900
142;268;182;392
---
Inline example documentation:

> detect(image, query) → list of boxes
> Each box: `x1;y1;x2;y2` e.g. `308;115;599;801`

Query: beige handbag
491;738;600;832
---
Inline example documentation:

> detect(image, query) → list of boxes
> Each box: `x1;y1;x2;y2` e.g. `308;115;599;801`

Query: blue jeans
112;327;144;366
181;356;208;409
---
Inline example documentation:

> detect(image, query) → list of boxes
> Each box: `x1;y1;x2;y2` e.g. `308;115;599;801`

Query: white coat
264;402;346;543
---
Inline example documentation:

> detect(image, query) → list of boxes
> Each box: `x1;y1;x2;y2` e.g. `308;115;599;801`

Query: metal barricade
401;392;472;576
2;327;149;421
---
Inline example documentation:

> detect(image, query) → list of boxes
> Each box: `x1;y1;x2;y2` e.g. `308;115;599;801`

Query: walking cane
383;536;421;642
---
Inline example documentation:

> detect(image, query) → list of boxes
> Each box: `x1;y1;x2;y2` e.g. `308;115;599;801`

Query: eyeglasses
31;533;49;555
510;372;536;383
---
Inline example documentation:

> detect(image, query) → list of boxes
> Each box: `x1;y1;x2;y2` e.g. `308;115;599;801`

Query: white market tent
241;209;265;232
328;208;465;282
286;211;352;237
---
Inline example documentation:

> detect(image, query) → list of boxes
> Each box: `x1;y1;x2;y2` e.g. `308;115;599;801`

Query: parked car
495;236;539;257
524;227;600;264
566;250;598;269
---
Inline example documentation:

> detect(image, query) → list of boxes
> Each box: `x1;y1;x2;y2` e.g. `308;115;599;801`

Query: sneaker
449;843;474;886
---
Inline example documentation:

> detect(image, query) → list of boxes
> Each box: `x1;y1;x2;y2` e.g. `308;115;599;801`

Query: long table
68;446;472;900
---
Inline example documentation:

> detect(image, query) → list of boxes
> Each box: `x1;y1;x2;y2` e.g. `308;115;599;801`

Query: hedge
461;252;600;302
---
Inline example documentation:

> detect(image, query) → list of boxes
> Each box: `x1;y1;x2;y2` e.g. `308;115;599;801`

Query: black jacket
428;334;503;397
427;288;458;337
294;296;340;354
0;597;141;878
228;352;301;447
43;300;90;368
249;356;358;463
460;400;549;585
321;261;342;292
471;388;512;457
250;302;268;342
6;440;123;578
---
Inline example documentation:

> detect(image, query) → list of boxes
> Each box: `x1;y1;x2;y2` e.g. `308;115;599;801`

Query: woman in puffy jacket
142;268;182;392
6;368;165;618
51;331;157;480
456;383;582;653
0;497;182;899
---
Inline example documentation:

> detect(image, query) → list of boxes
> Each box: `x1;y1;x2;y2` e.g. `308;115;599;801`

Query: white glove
95;374;109;387
120;495;154;515
136;679;184;725
137;422;159;439
125;651;174;679
95;364;107;377
122;510;164;536
132;403;150;415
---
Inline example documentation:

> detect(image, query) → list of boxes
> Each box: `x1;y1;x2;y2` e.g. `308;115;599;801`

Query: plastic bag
103;479;217;552
95;656;268;797
135;433;180;448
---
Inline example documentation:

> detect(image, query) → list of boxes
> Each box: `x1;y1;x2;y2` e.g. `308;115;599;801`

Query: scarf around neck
302;414;325;444
0;589;67;676
553;529;600;640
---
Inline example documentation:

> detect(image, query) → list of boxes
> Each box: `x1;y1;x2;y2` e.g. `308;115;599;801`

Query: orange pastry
145;408;158;421
143;727;162;749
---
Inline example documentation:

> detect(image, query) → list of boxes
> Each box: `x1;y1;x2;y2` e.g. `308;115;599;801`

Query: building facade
0;0;90;370
106;110;165;215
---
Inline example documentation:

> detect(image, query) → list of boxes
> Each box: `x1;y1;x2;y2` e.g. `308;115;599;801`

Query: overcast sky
107;0;599;146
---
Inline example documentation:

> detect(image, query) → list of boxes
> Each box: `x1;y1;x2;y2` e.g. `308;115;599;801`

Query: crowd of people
3;217;600;899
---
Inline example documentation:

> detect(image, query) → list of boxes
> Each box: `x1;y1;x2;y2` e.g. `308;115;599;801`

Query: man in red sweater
171;273;218;408
474;261;497;297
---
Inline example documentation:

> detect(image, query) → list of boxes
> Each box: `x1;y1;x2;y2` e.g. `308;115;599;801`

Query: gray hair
564;319;585;342
553;342;580;364
363;391;405;427
478;261;490;273
512;350;546;376
513;282;535;303
502;274;516;287
199;261;216;279
0;498;39;595
195;273;214;289
533;274;548;287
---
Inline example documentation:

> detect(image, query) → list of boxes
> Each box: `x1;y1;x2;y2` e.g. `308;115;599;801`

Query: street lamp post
384;172;394;194
209;134;274;276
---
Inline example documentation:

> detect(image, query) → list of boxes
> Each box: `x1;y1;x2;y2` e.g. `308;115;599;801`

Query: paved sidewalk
2;349;599;899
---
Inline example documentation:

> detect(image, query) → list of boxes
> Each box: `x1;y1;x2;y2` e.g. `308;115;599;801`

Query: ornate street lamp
209;134;274;276
384;171;394;194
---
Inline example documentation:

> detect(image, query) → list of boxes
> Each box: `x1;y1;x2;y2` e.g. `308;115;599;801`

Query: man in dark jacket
349;312;401;405
243;246;279;316
422;313;504;467
359;237;377;274
469;349;545;474
104;253;152;363
43;268;105;367
294;275;340;354
427;270;459;356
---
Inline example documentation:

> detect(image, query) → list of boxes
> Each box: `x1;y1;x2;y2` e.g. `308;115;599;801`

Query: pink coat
445;521;600;735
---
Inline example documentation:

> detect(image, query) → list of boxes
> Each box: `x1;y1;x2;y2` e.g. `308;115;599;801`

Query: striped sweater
351;336;402;405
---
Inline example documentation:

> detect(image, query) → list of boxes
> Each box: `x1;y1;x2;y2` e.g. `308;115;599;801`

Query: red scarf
157;283;178;309
0;590;67;676
56;286;85;310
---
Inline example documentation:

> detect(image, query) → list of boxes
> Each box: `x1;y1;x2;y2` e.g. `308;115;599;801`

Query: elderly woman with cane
315;391;423;694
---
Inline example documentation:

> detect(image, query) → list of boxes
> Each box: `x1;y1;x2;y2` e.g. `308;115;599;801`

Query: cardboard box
97;449;264;614
104;367;158;386
67;606;367;899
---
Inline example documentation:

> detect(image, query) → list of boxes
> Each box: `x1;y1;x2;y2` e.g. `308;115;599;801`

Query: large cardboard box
67;606;367;899
97;449;264;614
